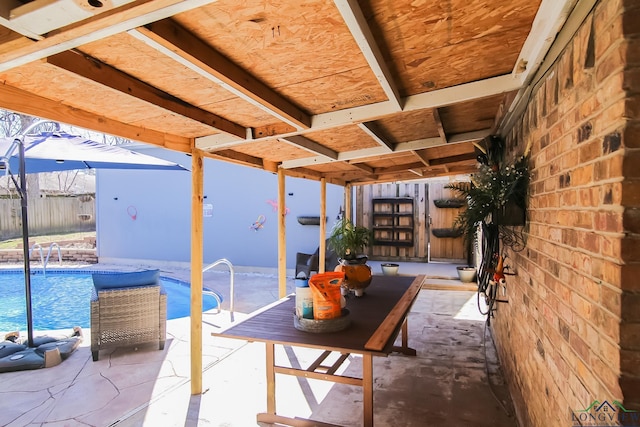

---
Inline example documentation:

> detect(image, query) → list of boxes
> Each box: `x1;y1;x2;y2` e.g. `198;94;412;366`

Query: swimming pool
0;270;221;332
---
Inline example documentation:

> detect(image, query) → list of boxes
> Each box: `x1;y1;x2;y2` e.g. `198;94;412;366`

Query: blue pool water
0;270;221;332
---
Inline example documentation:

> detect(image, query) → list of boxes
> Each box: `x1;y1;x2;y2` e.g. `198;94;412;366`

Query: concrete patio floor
0;261;517;426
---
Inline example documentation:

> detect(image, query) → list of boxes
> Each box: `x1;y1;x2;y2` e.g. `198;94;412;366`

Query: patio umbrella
0;125;189;347
0;131;188;173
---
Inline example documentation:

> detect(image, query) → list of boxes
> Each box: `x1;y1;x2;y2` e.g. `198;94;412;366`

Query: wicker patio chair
90;271;166;361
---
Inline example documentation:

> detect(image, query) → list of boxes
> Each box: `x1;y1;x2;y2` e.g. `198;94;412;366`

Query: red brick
624;37;640;66
626;95;640;120
621;263;640;291
623;6;640;36
619;181;640;206
601;338;621;371
621;237;640;262
579;231;600;252
623;208;640;233
576;211;594;229
572;165;595;186
601;285;622;316
595;13;624;61
620;323;640;350
592;356;623;396
580;139;602;163
621;292;640;321
624;151;640;178
620;376;640;410
597;44;626;83
597;210;623;232
600;233;622;260
570;332;592;363
620;349;640;376
601;154;623;179
622;123;640;148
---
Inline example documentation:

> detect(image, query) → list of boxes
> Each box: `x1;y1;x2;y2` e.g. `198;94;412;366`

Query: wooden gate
428;182;467;262
356;181;467;263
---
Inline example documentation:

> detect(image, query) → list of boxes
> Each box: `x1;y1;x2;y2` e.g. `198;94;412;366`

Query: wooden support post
266;342;276;415
278;168;287;298
190;149;204;395
363;353;373;427
344;182;352;222
319;178;327;273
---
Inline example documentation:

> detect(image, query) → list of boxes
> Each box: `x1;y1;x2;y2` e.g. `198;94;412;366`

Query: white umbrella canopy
0;132;188;173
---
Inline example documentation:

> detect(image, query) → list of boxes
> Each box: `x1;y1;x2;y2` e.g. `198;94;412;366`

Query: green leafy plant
446;153;529;245
328;218;371;261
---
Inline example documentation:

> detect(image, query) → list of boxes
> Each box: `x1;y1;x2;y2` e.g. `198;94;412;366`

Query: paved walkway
0;262;517;426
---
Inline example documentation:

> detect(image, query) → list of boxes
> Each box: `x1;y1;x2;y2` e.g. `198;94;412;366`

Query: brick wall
492;0;640;425
0;248;98;264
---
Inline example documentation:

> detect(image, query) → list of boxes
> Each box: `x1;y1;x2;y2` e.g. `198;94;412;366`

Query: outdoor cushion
92;269;160;291
0;342;27;359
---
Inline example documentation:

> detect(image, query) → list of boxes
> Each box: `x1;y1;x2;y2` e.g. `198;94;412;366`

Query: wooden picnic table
212;274;424;427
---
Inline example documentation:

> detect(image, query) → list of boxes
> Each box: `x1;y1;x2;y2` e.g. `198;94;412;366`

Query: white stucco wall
95;145;344;271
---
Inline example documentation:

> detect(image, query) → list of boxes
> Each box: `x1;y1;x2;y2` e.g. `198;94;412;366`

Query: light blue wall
95;145;344;269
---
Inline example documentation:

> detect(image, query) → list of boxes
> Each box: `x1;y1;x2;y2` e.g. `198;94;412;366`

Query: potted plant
328;218;372;296
446;145;530;247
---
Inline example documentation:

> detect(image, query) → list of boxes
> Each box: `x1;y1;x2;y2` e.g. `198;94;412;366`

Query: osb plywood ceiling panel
375;109;440;142
364;0;542;95
232;138;309;162
175;0;388;114
305;126;383;152
0;0;569;185
79;33;278;129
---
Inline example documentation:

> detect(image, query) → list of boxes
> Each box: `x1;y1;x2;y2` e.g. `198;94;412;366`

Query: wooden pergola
0;0;583;394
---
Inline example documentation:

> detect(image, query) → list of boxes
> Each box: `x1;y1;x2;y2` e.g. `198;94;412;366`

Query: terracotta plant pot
335;260;372;296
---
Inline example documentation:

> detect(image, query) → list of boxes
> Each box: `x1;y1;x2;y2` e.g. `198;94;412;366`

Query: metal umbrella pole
17;136;35;347
11;120;59;347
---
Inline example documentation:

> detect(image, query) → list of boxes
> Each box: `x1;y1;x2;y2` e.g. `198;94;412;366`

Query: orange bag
308;272;344;320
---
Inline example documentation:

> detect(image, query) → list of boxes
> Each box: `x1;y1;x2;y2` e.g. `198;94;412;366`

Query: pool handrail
29;243;44;270
44;243;62;270
202;258;235;322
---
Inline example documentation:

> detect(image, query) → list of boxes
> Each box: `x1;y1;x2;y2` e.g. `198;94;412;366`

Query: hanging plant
446;137;530;245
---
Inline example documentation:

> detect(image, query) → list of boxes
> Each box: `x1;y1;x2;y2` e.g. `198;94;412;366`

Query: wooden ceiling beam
411;150;431;167
280;129;489;169
333;0;402;111
0;0;221;72
432;108;448;144
358;122;394;151
279;135;338;160
428;152;477;166
47;50;247;139
350;164;478;185
346;162;375;174
374;162;425;174
131;18;311;130
0;80;191;152
204;149;264;169
198;75;515;151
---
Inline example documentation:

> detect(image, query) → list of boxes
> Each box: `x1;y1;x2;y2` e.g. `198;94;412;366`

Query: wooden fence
0;195;95;240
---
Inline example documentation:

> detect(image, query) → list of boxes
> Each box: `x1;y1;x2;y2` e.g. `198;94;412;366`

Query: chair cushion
92;269;160;291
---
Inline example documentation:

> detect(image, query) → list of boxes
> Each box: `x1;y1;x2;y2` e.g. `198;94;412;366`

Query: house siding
95;147;345;270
